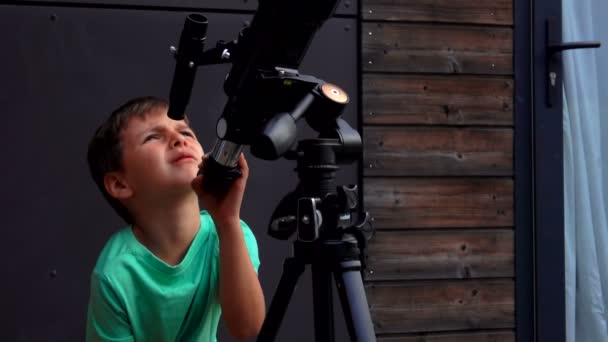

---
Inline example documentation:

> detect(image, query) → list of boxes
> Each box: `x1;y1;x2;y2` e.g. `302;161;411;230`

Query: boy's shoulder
92;227;139;278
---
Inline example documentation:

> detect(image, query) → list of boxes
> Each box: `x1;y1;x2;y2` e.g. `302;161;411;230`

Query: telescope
167;1;377;341
167;0;359;196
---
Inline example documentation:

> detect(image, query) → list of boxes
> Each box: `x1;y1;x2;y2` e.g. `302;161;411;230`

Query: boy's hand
193;153;265;339
191;153;249;229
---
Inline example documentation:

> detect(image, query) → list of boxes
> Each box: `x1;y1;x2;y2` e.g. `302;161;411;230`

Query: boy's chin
163;176;199;193
171;168;199;181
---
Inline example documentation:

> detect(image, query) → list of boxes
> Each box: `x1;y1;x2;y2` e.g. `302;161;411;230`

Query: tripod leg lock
337;260;362;273
344;226;369;276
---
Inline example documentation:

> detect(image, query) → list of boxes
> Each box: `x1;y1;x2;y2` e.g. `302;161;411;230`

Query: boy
85;96;265;342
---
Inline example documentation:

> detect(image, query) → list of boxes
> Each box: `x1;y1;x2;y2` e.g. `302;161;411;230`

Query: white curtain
563;0;608;340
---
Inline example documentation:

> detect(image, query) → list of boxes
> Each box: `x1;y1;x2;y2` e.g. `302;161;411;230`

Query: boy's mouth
172;152;197;163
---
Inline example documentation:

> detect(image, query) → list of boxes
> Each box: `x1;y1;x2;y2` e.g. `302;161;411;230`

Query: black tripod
257;139;376;342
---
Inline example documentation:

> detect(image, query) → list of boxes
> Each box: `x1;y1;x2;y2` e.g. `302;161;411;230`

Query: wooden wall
361;0;515;340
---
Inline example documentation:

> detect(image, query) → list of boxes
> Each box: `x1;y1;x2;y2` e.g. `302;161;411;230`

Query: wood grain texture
366;229;514;280
363;23;512;74
363;74;513;126
377;330;514;342
363;0;513;25
360;0;517;337
367;279;515;333
364;127;513;176
364;178;513;229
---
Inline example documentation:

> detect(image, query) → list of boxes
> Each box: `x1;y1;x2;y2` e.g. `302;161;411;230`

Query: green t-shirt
86;211;260;342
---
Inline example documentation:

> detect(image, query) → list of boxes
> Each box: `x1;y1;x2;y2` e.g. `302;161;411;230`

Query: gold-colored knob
321;83;349;104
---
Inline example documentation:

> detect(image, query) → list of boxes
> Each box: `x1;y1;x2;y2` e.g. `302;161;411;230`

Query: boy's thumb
191;175;204;194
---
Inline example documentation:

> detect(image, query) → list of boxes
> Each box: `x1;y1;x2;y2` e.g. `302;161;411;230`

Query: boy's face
113;108;204;198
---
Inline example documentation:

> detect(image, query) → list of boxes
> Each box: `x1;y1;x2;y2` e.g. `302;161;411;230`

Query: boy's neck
130;194;201;266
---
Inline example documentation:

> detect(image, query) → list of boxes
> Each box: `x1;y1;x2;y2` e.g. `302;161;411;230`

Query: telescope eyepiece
167;14;209;120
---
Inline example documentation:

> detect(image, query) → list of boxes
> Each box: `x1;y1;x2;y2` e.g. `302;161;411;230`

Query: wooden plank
366;229;514;280
377;330;515;342
364;178;513;228
363;74;513;126
363;23;512;74
367;279;515;333
364;127;513;176
363;0;513;25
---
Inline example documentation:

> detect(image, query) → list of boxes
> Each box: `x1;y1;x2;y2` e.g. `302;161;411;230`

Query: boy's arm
86;272;134;342
193;153;265;340
217;220;265;341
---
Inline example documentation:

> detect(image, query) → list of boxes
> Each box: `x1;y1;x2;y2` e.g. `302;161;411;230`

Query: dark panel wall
0;4;357;341
29;0;358;15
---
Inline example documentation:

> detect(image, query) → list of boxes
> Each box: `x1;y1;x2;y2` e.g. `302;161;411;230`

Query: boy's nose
170;132;187;147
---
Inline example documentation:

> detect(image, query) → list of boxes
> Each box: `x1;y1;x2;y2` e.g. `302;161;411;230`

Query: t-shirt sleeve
240;220;261;273
86;271;134;342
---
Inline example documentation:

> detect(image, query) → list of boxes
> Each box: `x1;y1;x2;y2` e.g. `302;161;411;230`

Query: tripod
257;139;377;342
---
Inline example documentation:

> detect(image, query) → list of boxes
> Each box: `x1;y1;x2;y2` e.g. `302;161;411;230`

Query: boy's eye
143;134;160;142
181;131;195;138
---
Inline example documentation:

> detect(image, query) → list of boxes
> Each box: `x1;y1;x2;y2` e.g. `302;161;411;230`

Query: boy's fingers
191;174;203;193
198;154;207;168
239;153;249;178
239;153;248;169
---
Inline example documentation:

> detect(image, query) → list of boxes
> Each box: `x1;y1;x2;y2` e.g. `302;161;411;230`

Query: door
532;0;566;339
516;0;601;341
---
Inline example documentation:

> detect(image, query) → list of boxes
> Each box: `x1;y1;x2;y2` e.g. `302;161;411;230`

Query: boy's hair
87;96;169;224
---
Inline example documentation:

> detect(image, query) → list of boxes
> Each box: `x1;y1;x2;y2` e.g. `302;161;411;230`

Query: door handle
546;17;601;107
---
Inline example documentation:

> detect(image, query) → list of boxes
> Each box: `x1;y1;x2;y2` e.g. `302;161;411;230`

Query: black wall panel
20;0;358;16
0;5;357;341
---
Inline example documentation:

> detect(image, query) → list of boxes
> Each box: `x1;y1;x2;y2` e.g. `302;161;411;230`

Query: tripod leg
257;257;306;342
312;262;334;342
334;260;377;342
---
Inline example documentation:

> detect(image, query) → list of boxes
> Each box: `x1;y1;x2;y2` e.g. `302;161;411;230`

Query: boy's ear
103;172;133;200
